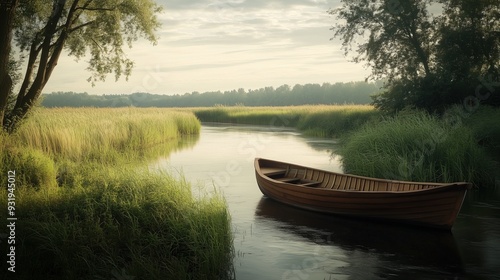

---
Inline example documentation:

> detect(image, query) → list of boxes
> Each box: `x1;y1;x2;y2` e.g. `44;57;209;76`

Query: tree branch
69;20;95;33
72;0;93;26
74;6;116;12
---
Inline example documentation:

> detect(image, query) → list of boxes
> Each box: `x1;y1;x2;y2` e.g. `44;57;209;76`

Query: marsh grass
13;108;200;162
0;166;233;279
461;105;500;159
194;105;380;137
340;110;496;187
0;108;233;279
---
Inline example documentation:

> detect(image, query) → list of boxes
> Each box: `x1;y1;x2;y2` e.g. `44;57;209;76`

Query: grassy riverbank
341;108;498;187
194;105;381;137
194;105;499;187
0;108;233;279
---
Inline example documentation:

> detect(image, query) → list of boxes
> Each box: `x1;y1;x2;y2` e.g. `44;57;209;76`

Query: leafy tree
435;0;500;80
330;0;434;83
0;0;18;129
330;0;500;113
0;0;162;133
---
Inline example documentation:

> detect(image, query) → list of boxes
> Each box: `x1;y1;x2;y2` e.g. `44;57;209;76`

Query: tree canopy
330;0;500;113
0;0;162;132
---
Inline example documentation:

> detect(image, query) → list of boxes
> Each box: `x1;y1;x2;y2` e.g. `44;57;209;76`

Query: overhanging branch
74;6;116;12
69;20;95;33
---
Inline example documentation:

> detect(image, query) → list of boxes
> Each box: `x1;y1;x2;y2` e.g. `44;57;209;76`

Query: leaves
331;0;500;112
1;0;162;132
13;0;162;86
330;0;434;83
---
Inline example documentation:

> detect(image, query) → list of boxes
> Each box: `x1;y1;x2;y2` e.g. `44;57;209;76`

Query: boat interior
259;164;443;192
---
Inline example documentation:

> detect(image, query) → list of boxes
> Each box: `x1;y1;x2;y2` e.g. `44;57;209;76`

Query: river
152;124;500;280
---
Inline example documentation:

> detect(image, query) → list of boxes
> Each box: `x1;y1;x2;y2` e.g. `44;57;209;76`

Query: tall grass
13;107;201;162
0;108;233;279
194;105;380;137
340;110;496;187
461;105;500;159
0;166;233;279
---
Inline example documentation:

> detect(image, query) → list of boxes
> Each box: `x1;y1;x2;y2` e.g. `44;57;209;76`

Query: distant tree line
41;81;380;108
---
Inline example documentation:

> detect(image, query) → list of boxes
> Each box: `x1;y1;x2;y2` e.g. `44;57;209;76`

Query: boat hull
255;158;471;230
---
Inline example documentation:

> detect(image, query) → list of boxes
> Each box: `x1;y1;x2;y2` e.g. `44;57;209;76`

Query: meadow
0;108;233;280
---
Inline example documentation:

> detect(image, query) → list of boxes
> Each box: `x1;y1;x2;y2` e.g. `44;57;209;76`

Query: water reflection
255;197;464;279
156;124;499;280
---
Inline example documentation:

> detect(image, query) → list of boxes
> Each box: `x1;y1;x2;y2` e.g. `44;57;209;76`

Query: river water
152;124;500;280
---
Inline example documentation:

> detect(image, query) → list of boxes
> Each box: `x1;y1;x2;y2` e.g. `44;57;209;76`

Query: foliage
330;0;433;82
330;0;500;113
41;81;381;108
0;0;162;132
340;109;496;187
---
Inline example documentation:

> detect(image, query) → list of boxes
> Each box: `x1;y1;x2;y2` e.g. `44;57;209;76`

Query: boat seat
261;167;287;177
299;180;321;188
276;177;301;183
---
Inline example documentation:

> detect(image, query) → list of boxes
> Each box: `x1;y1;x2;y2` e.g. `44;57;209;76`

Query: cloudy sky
43;0;371;95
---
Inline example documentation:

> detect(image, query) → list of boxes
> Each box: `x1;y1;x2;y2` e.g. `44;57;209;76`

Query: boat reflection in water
255;197;465;279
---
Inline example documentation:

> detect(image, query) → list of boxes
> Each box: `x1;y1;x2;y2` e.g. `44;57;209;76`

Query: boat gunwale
255;158;472;194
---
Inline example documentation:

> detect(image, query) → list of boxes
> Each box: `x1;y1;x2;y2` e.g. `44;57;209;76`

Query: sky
42;0;371;95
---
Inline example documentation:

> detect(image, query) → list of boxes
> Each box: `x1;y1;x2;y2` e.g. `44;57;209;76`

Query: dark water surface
152;124;500;280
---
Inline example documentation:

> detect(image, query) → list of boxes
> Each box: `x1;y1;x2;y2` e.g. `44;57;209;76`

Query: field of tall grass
14;107;200;161
0;108;234;279
194;105;381;137
340;108;498;188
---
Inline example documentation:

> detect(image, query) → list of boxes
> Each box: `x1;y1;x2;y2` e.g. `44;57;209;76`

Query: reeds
340;109;497;187
194;105;380;137
1;167;233;279
13;107;201;162
0;108;233;279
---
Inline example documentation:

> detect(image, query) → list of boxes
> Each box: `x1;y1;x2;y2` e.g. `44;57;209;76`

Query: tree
0;0;19;130
330;0;500;113
0;0;162;133
329;0;434;83
435;0;500;81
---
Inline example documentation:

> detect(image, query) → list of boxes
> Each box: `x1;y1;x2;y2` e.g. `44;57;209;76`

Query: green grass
340;109;497;187
460;105;500;159
13;107;201;162
194;105;380;137
0;108;233;280
1;166;233;280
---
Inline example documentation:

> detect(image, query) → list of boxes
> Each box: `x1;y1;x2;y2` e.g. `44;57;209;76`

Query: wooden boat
254;158;472;230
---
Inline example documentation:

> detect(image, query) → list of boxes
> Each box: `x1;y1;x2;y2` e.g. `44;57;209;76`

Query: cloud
43;0;367;95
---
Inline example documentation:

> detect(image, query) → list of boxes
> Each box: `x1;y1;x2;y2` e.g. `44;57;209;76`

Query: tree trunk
5;0;67;133
0;0;18;131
